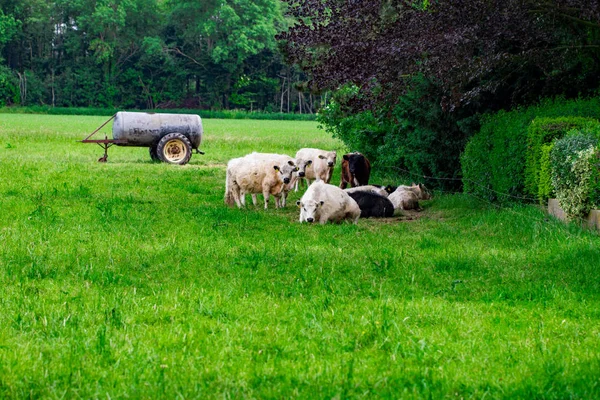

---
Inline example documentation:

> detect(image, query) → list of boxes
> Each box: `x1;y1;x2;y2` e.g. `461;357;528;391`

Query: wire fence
380;165;599;239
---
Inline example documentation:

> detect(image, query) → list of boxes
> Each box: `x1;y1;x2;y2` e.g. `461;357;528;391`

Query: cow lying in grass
297;181;360;224
345;185;389;197
388;183;432;212
347;191;394;218
225;152;297;209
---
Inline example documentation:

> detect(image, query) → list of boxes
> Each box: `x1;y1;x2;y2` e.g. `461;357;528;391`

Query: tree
280;0;600;111
166;0;284;108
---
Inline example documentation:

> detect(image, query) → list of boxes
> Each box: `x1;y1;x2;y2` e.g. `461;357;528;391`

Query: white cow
248;153;300;208
388;183;431;212
288;157;312;197
388;188;420;212
344;185;389;197
297;181;360;224
294;148;337;191
224;152;297;209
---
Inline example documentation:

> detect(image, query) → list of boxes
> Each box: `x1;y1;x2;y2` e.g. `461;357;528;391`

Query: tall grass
0;114;599;398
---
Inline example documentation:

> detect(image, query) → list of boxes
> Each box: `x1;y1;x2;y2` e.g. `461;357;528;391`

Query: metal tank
112;111;203;149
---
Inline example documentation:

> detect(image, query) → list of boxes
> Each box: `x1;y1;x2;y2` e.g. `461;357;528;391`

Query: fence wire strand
382;165;598;239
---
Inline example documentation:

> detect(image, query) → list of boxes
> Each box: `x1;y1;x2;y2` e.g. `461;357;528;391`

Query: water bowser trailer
81;112;204;165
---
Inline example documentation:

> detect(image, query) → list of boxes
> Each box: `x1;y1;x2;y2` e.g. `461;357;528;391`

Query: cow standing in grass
340;152;371;189
297;181;360;224
294;148;337;190
225;152;297;209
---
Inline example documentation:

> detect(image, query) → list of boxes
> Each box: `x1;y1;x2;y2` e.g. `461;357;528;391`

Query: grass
0;114;599;398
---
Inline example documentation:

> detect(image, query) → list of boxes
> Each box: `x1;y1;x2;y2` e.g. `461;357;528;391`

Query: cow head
273;160;296;184
343;152;366;175
295;158;312;178
297;199;324;223
318;151;337;168
417;183;432;200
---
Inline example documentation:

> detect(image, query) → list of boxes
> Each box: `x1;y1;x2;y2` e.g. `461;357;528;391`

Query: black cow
347;191;394;218
340;152;371;189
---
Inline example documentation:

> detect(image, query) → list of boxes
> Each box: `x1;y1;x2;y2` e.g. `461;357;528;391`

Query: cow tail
224;167;236;206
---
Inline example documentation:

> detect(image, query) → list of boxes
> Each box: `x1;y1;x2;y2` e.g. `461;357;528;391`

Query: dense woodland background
0;0;317;112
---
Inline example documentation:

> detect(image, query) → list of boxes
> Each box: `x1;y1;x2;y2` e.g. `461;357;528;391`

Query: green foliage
0;0;311;113
0;9;19;48
462;97;600;203
1;114;600;397
525;117;600;202
538;143;555;202
550;128;600;219
318;80;479;189
0;65;18;106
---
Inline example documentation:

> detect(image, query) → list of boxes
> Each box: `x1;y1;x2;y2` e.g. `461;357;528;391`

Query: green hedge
550;128;600;219
0;106;317;121
461;97;600;203
538;143;555;202
524;117;600;203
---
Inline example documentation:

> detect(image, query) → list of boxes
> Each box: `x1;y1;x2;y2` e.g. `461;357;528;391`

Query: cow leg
262;186;271;209
340;180;348;189
251;194;258;206
239;191;247;207
232;185;242;208
281;192;287;208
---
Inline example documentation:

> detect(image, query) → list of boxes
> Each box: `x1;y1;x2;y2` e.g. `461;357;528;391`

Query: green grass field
0;114;599;399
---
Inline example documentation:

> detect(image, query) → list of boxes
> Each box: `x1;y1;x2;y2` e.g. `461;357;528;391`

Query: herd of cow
224;148;431;224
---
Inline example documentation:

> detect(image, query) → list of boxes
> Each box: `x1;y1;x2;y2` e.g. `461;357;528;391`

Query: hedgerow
461;97;600;203
550;129;600;219
525;117;600;203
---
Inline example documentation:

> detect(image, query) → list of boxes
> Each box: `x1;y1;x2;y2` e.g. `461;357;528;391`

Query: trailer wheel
156;133;192;165
149;144;160;162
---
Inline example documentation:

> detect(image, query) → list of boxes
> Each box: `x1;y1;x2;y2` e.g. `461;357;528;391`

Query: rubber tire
149;144;160;162
156;133;192;165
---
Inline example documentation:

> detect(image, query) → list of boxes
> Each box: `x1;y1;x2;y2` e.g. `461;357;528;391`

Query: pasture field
0;113;599;399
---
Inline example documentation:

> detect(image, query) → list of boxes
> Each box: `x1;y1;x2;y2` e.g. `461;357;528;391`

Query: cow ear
296;200;302;207
318;155;326;159
273;165;280;171
411;182;416;186
287;160;295;166
319;201;324;207
343;154;349;161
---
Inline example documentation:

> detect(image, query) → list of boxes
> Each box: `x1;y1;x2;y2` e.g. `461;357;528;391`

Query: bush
538;143;555;202
318;80;479;189
550;128;600;219
462;97;600;203
525;117;600;202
